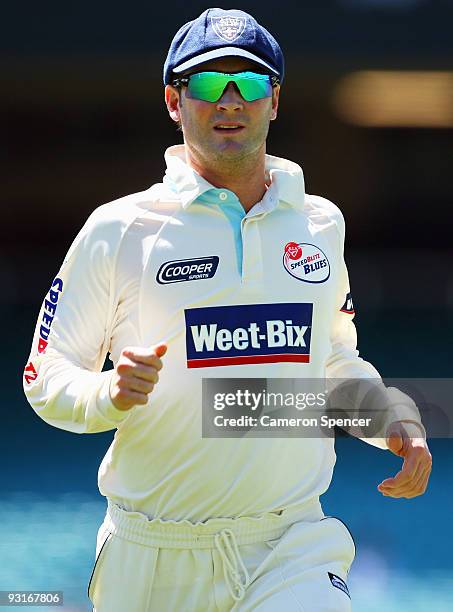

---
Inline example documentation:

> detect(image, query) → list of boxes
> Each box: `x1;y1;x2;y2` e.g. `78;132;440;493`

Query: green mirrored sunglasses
172;71;279;103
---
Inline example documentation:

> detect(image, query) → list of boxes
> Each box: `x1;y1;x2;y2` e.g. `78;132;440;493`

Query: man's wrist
386;420;427;441
98;371;133;422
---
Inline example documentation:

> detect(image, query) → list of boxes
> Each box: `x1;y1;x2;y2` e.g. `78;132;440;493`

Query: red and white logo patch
23;361;38;385
284;242;303;260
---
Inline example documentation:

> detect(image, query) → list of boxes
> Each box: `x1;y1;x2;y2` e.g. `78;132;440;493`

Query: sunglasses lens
186;73;227;102
186;72;273;102
235;73;273;101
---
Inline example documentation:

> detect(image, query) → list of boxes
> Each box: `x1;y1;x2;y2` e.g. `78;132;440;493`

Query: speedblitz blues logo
283;242;330;283
185;303;312;368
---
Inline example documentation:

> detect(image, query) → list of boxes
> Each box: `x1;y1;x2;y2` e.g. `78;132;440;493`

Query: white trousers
88;500;355;611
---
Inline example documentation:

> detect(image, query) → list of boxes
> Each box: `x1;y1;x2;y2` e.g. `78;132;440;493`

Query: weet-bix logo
184;303;313;368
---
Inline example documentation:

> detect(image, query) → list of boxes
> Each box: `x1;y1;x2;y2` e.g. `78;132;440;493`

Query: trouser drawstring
214;528;251;602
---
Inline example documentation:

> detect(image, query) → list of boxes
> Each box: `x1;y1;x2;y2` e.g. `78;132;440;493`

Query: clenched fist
109;343;167;411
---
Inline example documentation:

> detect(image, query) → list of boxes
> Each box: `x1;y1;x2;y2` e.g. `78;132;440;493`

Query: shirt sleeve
23;206;133;434
325;209;426;449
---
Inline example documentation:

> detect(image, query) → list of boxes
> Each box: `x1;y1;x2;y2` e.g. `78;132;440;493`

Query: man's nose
216;82;245;111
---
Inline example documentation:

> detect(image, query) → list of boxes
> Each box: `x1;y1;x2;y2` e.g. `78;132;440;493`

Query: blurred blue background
2;0;453;610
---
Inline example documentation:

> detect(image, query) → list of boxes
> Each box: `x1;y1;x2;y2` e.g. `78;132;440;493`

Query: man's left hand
377;422;432;499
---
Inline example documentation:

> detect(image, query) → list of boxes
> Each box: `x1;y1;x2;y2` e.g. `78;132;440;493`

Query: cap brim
172;47;279;76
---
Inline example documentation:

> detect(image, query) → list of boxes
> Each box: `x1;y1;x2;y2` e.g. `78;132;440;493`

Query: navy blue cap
163;8;284;85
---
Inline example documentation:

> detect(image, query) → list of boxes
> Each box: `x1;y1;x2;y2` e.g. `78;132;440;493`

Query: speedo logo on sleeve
184;303;312;368
157;256;219;284
38;277;63;354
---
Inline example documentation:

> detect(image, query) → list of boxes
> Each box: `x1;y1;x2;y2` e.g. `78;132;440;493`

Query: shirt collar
163;144;305;210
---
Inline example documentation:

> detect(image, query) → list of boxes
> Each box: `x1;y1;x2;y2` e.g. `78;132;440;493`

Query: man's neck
185;146;268;213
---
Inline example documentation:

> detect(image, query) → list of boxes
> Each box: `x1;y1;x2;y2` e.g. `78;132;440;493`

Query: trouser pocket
322;516;356;568
88;528;160;612
87;526;113;603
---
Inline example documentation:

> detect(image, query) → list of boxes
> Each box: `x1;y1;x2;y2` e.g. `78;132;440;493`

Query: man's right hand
109;343;167;411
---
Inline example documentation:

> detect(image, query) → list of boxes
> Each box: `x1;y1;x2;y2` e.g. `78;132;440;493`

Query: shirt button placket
241;217;264;284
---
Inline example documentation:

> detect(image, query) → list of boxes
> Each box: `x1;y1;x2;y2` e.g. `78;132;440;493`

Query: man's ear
165;85;182;123
270;85;280;121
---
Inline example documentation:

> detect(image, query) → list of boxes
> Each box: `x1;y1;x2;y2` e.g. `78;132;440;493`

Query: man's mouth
213;124;245;134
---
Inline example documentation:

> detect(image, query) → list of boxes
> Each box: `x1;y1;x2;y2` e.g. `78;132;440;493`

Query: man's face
165;57;280;164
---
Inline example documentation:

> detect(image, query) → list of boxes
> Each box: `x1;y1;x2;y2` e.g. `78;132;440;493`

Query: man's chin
209;142;256;162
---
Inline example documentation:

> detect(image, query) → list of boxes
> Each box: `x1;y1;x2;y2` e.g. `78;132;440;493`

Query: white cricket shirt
23;145;422;521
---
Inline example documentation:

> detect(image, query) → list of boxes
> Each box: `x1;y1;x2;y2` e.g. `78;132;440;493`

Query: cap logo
210;15;246;42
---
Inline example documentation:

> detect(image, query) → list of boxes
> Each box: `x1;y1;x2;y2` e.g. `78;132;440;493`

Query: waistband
104;499;323;603
104;498;324;550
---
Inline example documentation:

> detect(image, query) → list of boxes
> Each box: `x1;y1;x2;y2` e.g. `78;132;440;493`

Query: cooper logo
157;256;219;284
283;242;330;284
